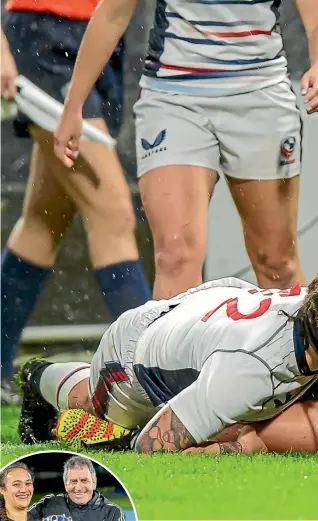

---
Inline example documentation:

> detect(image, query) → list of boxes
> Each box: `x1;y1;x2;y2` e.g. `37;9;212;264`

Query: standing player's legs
140;166;216;299
135;89;219;299
10;120;151;319
6;142;76;266
31;122;142;269
1;143;77;383
217;81;306;288
228;176;304;288
1;12;151;385
2;120;150;382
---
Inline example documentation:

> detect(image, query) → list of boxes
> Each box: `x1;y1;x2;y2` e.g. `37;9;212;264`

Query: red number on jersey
278;285;301;297
227;297;272;321
201;284;301;323
201;297;272;322
248;285;301;298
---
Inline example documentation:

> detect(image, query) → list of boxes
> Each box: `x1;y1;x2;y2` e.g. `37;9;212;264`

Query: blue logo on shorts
141;130;166;150
141;130;167;159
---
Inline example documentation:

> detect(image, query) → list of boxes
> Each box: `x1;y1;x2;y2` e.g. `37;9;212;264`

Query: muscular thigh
135;88;219;295
21;139;76;235
254;401;318;452
139;165;216;254
214;84;303;285
227;175;300;255
31;121;133;224
135;93;216;239
134;89;221;258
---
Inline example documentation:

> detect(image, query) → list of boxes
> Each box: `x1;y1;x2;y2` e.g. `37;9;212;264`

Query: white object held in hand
14;75;116;149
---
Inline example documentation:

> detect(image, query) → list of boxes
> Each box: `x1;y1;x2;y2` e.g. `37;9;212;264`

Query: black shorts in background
4;11;124;137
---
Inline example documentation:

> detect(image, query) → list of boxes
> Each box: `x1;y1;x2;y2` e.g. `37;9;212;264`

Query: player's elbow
134;432;152;453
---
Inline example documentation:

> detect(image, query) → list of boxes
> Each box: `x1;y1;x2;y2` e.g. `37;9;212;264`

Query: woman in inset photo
0;463;34;521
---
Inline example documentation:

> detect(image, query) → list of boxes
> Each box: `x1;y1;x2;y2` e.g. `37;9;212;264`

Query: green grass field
1;407;318;520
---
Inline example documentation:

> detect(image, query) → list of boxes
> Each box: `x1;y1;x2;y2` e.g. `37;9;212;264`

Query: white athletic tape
14;76;116;148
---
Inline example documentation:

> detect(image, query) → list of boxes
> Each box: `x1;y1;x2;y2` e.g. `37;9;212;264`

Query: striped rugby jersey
140;0;289;96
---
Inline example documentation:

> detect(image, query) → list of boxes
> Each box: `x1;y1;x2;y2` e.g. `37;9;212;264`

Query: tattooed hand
218;441;242;453
134;406;196;453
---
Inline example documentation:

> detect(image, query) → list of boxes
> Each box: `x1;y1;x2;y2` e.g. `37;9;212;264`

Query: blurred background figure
1;0;152;403
0;462;34;521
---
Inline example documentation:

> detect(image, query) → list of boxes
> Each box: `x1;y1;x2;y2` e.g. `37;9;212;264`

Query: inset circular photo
0;451;137;521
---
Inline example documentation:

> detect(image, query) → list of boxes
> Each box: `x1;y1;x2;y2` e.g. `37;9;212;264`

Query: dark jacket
28;491;126;521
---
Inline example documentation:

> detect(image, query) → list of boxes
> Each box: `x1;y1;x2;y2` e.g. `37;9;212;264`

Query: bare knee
105;199;136;238
252;245;300;288
155;232;205;278
84;198;136;239
83;198;139;267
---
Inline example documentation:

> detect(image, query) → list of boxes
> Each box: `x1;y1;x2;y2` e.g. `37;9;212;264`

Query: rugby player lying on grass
53;383;318;454
18;276;318;454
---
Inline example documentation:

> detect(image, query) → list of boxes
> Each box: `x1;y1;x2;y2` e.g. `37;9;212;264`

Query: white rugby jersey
140;0;289;96
134;280;318;441
90;278;318;437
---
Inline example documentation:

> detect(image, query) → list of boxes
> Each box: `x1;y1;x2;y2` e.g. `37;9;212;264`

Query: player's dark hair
0;462;34;521
300;277;318;352
0;495;7;521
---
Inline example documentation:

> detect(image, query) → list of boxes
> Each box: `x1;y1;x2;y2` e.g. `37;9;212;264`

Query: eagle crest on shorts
141;129;166;150
280;136;296;158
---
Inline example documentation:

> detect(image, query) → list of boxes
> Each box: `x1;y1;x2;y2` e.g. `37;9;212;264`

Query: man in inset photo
0;462;34;521
28;455;125;521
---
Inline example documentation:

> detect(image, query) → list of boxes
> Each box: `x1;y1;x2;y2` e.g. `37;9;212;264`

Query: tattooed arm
135;352;272;454
134;412;268;454
184;441;243;454
134;406;196;453
184;426;268;455
134;407;269;454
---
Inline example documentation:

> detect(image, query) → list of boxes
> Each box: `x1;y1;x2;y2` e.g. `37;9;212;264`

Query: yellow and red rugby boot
54;409;135;451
